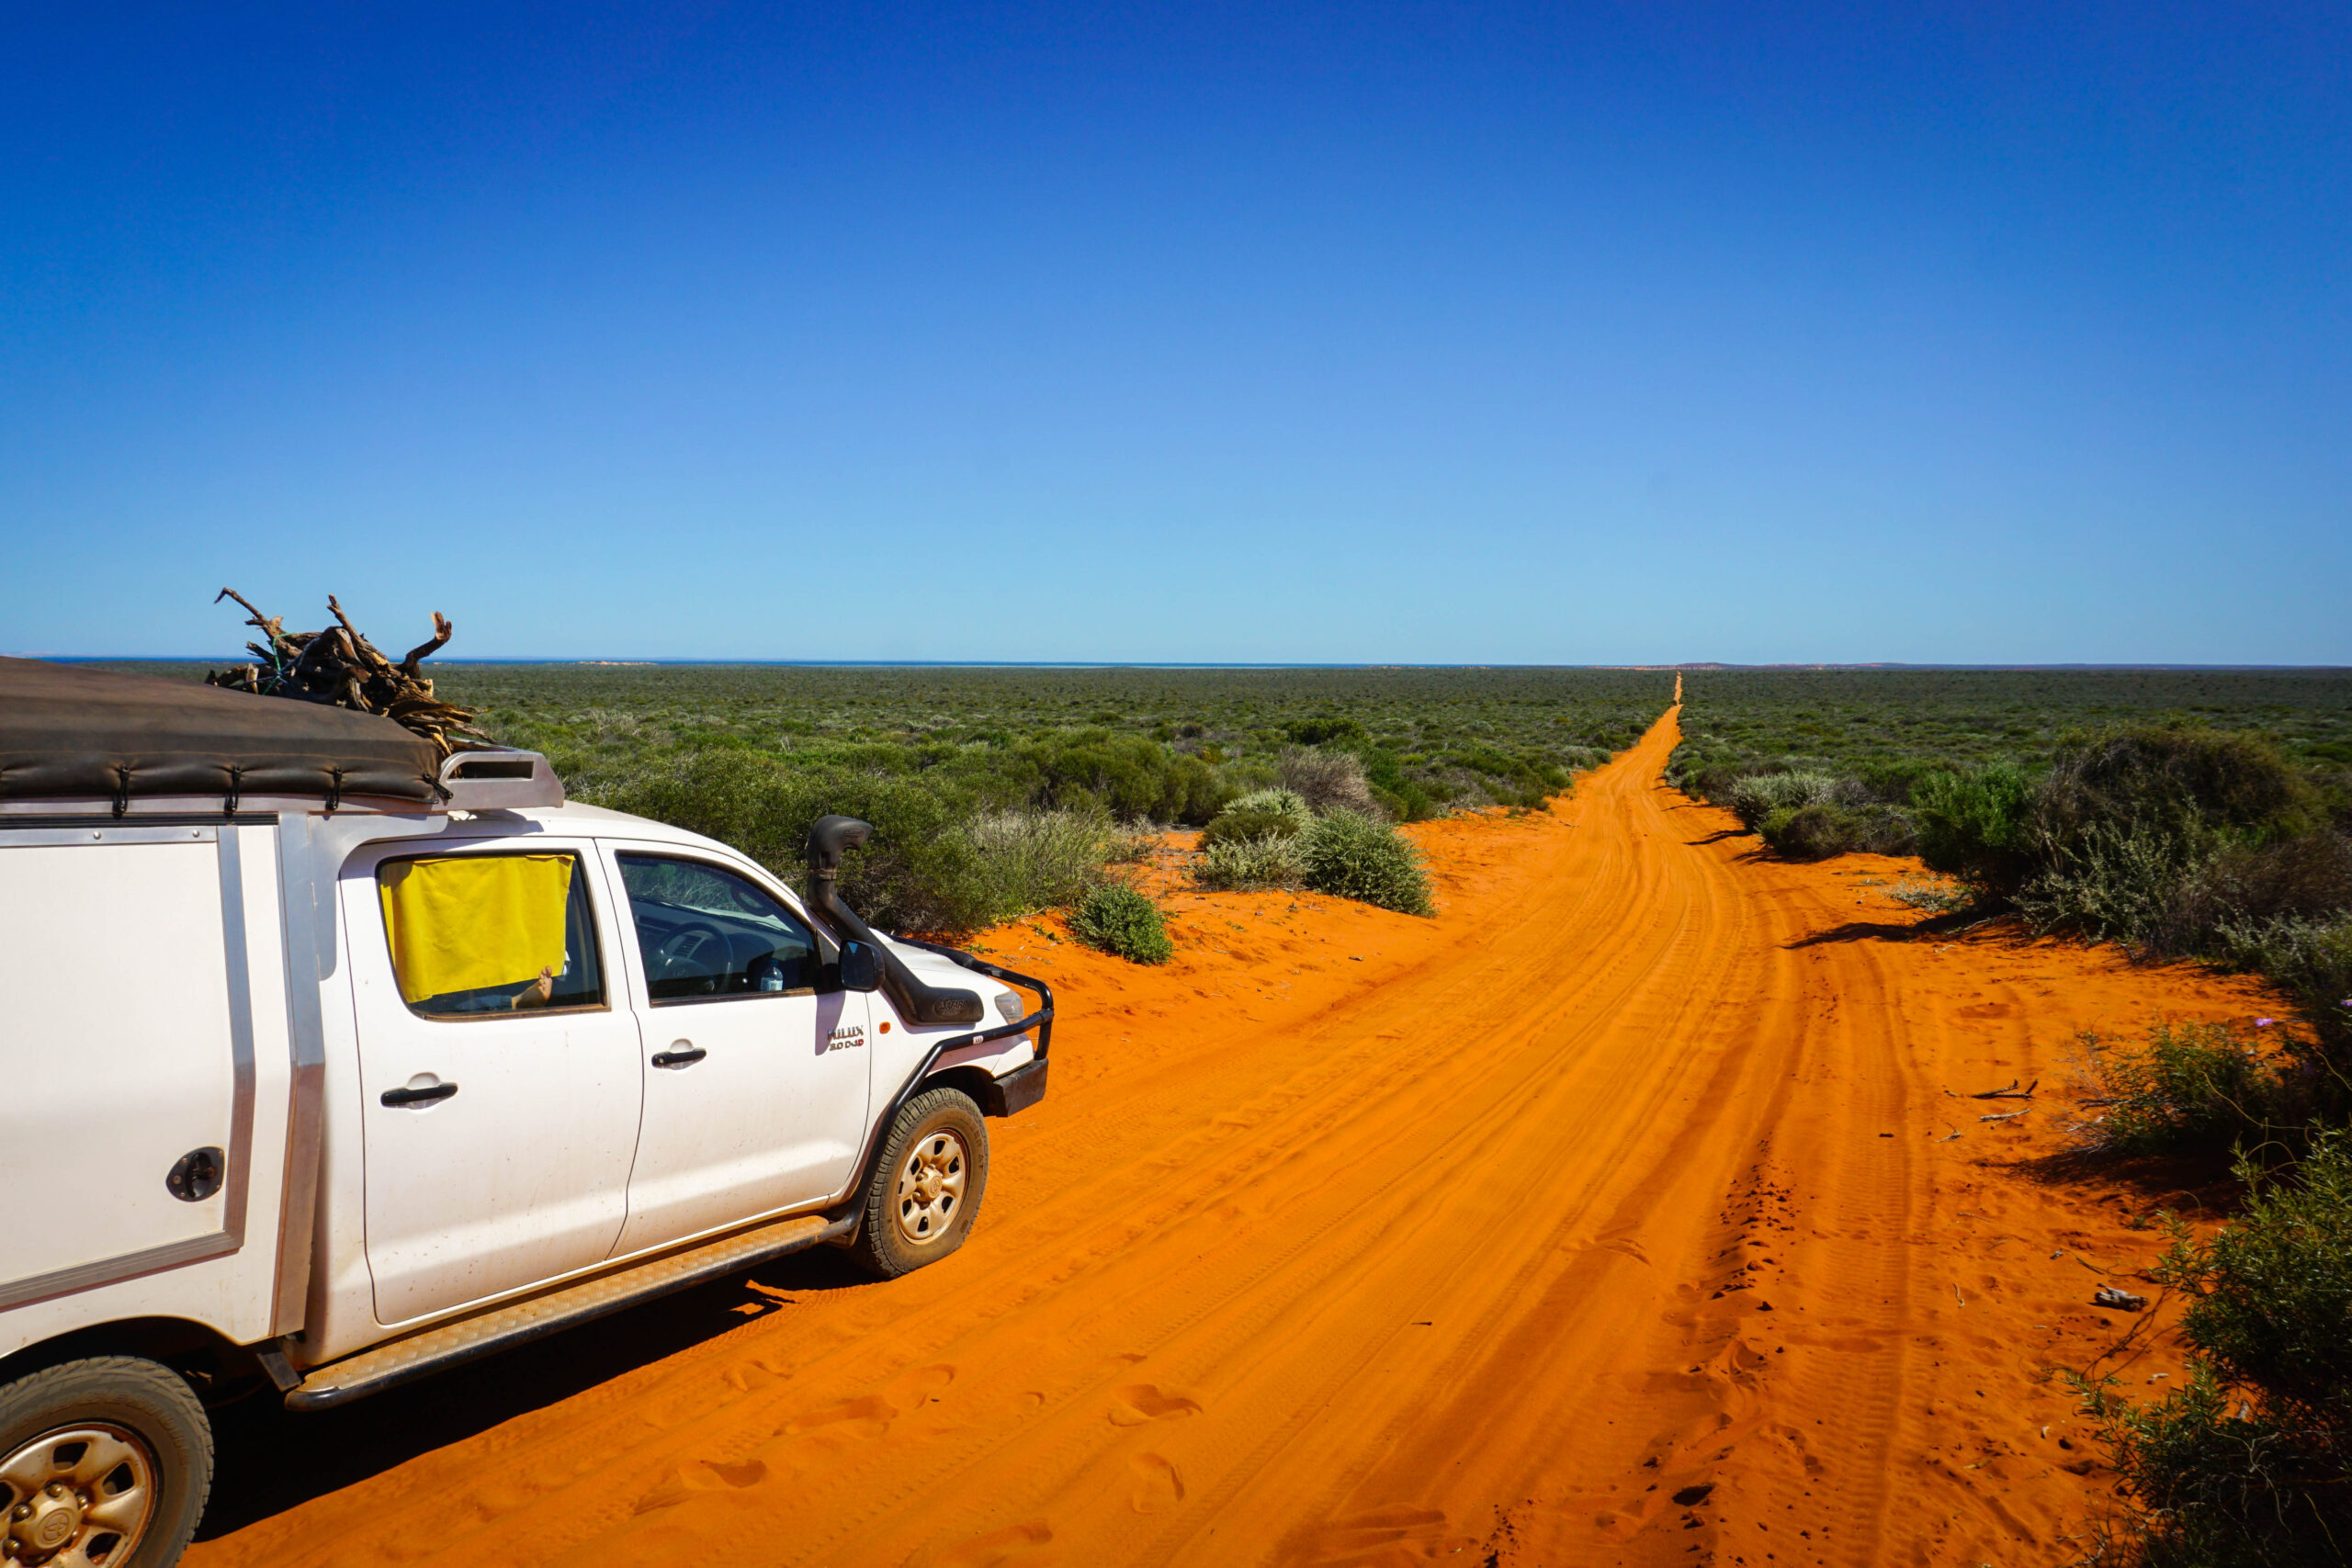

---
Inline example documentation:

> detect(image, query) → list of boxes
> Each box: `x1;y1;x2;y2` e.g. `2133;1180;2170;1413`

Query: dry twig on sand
206;589;488;759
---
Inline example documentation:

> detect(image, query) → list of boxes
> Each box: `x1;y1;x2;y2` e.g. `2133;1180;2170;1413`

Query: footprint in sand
778;1393;898;1438
630;1458;767;1515
1296;1506;1462;1562
1109;1384;1202;1426
1128;1453;1184;1513
933;1519;1054;1567
685;1459;767;1490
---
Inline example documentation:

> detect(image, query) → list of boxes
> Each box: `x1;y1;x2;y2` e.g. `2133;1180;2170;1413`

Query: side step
280;1210;854;1411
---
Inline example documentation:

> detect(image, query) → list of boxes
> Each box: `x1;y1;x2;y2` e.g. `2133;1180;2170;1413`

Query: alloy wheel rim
0;1423;157;1567
893;1128;969;1247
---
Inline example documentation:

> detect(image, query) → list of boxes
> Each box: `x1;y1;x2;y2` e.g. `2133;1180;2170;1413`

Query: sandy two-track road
193;703;2274;1568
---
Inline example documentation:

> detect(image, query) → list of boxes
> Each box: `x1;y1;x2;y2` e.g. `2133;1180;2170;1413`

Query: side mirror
837;940;882;994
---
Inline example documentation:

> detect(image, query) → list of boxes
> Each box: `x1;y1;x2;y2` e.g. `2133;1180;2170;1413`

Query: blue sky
4;3;2346;662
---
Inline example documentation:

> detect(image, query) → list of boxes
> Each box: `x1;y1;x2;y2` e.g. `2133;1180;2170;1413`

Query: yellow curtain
379;855;573;1004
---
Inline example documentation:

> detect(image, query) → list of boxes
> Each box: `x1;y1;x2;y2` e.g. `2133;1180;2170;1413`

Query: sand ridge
191;703;2277;1566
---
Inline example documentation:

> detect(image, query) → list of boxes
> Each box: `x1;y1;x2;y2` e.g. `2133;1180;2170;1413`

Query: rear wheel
854;1088;989;1280
0;1357;211;1568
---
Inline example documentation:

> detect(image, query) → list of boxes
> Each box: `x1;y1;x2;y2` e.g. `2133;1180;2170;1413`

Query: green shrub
1018;730;1236;824
1069;885;1174;964
588;750;998;934
1758;801;1918;859
2074;1021;2279;1156
1361;750;1440;821
2040;726;2319;852
959;809;1113;918
1200;787;1314;849
1912;762;2038;894
1194;833;1304;891
2018;818;2212;944
1298;811;1433;915
2078;1133;2352;1565
2215;915;2352;1068
2154;835;2352;960
1284;716;1368;747
1724;771;1839;829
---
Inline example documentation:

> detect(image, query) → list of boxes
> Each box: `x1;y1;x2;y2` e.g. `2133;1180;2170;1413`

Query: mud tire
854;1087;989;1280
0;1356;212;1568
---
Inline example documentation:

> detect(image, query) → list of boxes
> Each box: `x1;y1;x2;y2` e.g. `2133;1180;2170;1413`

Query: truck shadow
198;1247;871;1540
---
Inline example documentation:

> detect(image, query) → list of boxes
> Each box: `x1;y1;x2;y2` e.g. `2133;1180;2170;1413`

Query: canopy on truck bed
0;656;444;807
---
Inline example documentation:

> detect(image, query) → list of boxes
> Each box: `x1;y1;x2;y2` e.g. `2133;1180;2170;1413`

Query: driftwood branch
207;591;486;760
399;612;454;683
1970;1079;2037;1100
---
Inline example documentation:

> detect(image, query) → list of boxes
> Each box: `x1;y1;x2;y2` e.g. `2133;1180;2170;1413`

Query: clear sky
4;4;2346;663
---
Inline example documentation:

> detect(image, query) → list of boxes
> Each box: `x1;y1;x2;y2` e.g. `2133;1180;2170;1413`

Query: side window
616;854;823;1003
377;852;605;1018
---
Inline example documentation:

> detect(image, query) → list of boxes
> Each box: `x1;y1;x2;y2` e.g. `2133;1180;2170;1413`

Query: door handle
651;1044;707;1068
380;1081;458;1108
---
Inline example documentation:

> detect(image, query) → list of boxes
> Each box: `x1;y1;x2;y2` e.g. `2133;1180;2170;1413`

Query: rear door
343;839;643;1325
603;848;871;1257
0;828;248;1307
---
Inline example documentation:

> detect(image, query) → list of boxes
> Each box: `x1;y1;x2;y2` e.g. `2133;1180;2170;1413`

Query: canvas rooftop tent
0;657;445;810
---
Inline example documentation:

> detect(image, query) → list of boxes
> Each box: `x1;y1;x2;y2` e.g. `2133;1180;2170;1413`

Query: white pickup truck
0;659;1051;1568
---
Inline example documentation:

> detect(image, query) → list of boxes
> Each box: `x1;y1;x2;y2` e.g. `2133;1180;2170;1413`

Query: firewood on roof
207;589;490;760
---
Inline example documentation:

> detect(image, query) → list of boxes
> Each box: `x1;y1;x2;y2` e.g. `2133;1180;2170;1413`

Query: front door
345;840;644;1325
605;849;871;1257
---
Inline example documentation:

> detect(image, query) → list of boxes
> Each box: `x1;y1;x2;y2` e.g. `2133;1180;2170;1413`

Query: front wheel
0;1356;212;1568
853;1087;989;1280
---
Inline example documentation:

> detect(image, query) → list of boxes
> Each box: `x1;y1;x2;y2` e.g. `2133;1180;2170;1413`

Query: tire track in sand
193;699;2280;1568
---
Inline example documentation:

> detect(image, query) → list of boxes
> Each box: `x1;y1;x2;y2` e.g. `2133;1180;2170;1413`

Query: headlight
994;989;1023;1024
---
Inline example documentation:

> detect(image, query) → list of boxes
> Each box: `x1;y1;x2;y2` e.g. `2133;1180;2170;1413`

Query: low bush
1361;749;1440;821
1723;770;1833;829
1888;875;1971;914
2017;818;2211;945
2039;727;2318;852
1194;834;1305;891
2153;834;2352;960
2214;915;2352;1068
1758;801;1918;859
1284;716;1368;747
1298;811;1433;915
2077;1132;2352;1565
1200;787;1314;849
1912;762;2039;895
2073;1021;2280;1157
1069;885;1174;964
1279;747;1382;818
1019;729;1236;824
959;808;1113;917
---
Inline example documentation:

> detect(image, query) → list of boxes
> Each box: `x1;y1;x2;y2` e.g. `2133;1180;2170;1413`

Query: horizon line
15;655;2352;673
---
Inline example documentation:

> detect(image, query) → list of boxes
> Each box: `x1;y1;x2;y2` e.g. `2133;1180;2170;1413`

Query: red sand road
191;703;2277;1566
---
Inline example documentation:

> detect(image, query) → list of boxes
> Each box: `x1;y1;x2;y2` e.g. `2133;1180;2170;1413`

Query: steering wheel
651;923;729;994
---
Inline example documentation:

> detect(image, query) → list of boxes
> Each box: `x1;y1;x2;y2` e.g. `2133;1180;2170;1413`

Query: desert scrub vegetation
1068;885;1174;964
1194;833;1305;892
106;660;1655;935
1296;810;1434;916
2070;1021;2288;1158
2075;1132;2352;1567
1671;671;2352;1095
437;662;1650;929
1188;751;1433;911
1199;787;1314;849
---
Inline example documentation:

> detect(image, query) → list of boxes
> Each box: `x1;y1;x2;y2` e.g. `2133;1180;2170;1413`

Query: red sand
191;702;2278;1566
